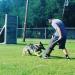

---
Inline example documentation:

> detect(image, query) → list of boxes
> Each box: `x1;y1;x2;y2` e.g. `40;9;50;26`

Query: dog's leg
33;51;41;56
27;49;32;55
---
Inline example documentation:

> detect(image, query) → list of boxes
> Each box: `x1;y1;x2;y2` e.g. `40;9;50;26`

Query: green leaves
0;0;75;27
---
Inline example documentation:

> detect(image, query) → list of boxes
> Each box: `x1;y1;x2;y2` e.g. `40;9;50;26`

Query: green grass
0;39;75;75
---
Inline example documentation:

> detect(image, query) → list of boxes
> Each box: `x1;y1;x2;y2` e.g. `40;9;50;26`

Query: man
42;17;70;59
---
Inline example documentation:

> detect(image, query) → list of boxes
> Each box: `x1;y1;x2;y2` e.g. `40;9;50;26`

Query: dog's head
38;42;45;50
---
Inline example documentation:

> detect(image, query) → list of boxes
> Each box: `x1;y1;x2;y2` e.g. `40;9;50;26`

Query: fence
17;27;75;39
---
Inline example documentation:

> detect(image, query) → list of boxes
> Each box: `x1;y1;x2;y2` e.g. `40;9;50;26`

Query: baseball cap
48;15;53;19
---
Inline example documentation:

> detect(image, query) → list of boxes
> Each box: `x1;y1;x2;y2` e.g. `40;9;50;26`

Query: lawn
0;39;75;75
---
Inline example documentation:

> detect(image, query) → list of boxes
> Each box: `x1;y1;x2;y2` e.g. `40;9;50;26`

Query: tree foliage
0;0;75;28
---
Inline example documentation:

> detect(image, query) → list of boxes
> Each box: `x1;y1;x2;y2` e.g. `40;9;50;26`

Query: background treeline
0;0;75;28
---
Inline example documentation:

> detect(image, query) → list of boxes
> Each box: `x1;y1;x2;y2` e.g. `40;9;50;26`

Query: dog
22;42;45;56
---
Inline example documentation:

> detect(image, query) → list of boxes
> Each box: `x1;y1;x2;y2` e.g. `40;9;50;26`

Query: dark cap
48;15;53;19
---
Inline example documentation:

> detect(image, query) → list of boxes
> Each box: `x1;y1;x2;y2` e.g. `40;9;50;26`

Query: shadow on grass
43;56;75;60
23;54;75;60
69;57;75;60
40;55;75;60
50;56;65;59
16;43;27;46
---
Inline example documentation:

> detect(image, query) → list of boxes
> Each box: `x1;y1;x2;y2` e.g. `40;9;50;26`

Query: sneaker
43;56;49;59
65;55;70;60
42;55;50;59
66;56;70;59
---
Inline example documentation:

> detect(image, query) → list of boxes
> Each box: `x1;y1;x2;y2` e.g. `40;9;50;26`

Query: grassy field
0;39;75;75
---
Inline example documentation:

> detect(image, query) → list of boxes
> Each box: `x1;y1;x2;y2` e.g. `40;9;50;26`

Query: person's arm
56;25;62;40
52;21;62;40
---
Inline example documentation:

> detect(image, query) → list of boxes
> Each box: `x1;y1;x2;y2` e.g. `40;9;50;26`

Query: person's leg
58;38;70;59
42;36;58;58
62;48;70;59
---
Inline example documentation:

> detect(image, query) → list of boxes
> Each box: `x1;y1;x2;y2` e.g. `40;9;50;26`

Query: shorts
50;36;66;50
58;37;66;49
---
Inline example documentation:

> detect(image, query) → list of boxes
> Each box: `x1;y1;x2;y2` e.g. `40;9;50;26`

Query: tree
0;0;75;28
0;0;12;14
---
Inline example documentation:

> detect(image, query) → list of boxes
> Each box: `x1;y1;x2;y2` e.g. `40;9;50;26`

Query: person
42;17;70;59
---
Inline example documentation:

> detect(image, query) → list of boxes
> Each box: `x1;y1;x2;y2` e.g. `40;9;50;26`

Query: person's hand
51;35;53;38
58;36;62;41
